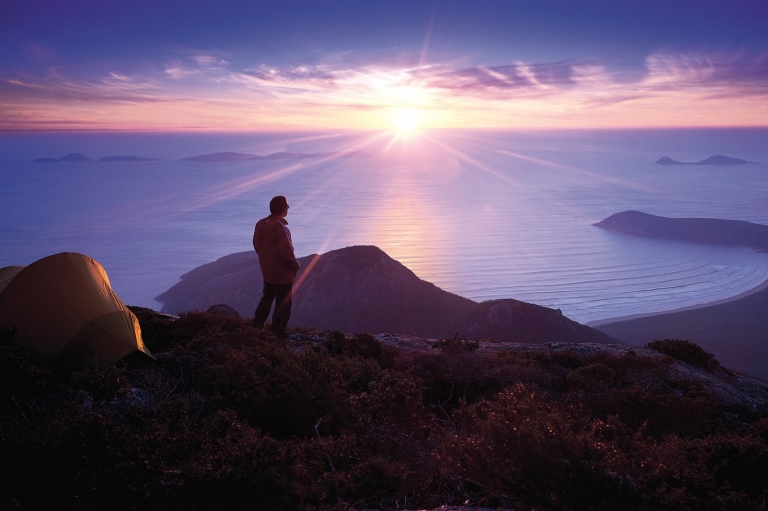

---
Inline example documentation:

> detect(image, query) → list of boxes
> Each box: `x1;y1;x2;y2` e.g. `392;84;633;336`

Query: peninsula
593;210;768;379
594;210;768;251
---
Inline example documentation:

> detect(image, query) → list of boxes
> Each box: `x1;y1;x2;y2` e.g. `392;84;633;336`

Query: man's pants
253;281;293;336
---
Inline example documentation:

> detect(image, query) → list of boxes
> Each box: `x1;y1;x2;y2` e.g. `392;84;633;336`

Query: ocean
1;128;767;324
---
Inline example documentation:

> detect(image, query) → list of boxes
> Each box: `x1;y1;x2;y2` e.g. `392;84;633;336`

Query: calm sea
1;129;767;324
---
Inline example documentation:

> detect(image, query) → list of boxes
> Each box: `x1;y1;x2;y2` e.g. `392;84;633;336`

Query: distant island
182;150;371;162
655;155;758;165
34;153;91;162
594;210;768;251
99;155;158;162
34;153;158;162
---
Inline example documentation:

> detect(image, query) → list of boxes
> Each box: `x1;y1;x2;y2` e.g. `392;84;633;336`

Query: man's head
269;195;289;216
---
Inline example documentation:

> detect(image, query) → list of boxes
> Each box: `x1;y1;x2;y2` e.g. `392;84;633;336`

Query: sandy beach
587;275;768;327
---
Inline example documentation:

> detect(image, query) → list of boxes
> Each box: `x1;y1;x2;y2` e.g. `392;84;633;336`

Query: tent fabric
0;253;152;370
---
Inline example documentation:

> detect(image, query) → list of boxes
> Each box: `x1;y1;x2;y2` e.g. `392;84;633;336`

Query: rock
206;304;241;318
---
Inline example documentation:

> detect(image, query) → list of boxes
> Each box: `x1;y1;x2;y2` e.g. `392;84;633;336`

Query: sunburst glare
391;108;421;135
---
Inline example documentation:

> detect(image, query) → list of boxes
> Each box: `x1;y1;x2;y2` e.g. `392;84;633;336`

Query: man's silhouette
252;195;300;338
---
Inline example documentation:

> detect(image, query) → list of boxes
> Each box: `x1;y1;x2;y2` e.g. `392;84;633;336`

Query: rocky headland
594;210;768;251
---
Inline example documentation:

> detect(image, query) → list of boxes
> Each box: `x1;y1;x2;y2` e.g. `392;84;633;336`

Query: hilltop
156;245;615;345
3;310;768;510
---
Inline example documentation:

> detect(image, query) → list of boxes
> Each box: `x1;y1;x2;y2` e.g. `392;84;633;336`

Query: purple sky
2;0;767;130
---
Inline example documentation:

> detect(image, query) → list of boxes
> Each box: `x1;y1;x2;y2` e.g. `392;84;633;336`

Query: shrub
441;383;642;510
647;339;722;371
69;357;131;405
608;387;714;439
431;333;479;352
566;362;616;390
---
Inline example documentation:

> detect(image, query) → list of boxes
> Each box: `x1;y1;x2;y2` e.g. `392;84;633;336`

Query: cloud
0;71;173;104
412;61;576;94
642;52;768;97
2;49;768;130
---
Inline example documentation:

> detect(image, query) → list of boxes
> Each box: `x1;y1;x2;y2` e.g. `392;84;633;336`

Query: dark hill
595;210;768;251
156;245;615;344
99;155;158;162
596;285;768;380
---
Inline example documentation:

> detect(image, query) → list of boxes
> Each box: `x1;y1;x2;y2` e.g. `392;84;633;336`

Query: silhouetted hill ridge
156;245;615;344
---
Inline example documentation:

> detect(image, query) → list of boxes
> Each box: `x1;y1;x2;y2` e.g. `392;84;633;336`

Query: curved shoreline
586;275;768;327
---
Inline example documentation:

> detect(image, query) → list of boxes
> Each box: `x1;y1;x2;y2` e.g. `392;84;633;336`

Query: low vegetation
2;312;767;510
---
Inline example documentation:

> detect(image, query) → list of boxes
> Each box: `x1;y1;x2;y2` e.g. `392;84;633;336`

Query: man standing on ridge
252;195;300;339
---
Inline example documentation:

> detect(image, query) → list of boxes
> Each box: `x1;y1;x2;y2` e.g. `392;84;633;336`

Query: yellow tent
0;253;152;370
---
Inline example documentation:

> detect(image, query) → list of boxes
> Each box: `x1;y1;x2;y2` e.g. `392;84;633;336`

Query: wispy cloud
2;50;768;130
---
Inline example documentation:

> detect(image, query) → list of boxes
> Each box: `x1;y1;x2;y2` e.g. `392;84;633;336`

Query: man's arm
277;225;300;271
252;222;260;254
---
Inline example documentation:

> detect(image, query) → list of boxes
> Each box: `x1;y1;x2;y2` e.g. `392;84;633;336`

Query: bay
1;128;767;324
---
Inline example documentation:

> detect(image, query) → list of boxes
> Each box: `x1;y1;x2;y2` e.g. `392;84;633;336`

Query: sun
392;108;421;135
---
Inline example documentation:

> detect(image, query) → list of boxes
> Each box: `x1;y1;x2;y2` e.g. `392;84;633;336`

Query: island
33;153;91;162
99;155;158;162
655;154;758;165
182;150;371;162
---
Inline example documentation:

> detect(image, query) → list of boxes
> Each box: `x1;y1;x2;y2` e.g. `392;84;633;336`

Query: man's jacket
252;214;300;285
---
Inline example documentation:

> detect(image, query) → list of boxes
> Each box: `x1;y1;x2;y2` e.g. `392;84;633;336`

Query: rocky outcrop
156;246;615;344
594;210;768;251
206;304;241;318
